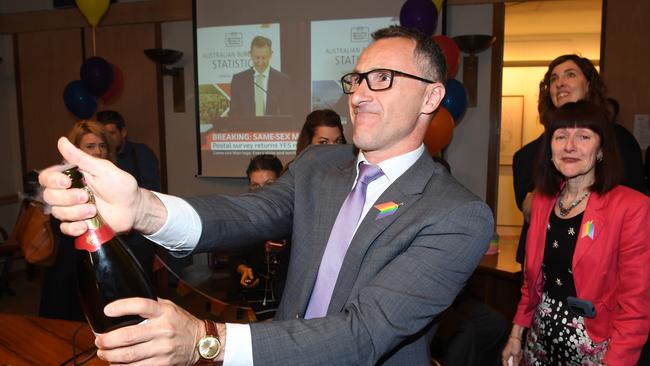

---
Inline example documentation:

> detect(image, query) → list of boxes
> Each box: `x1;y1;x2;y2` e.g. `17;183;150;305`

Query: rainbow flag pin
374;201;400;220
581;220;594;239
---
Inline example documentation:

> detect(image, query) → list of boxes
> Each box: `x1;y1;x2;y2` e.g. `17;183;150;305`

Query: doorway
496;0;603;237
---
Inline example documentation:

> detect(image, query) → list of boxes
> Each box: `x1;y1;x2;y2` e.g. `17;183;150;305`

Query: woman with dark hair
295;109;346;156
512;55;644;265
230;155;288;320
502;101;650;366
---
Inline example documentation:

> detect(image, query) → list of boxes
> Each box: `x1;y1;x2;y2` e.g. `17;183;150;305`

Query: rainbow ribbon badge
581;220;595;239
374;201;400;220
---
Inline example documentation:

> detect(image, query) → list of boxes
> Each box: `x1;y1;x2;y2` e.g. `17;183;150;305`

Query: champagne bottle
64;166;157;334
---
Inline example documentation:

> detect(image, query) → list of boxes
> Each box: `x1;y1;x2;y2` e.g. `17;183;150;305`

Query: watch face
199;336;220;359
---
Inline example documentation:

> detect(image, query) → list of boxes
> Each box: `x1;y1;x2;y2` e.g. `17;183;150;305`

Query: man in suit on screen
40;25;493;365
229;36;291;118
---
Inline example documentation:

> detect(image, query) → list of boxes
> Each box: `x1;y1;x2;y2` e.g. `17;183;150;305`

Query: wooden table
0;313;107;366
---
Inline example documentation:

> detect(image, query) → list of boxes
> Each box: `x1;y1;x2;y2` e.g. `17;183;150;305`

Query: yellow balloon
76;0;110;27
432;0;443;12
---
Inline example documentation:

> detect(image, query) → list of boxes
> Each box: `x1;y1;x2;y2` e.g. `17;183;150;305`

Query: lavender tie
305;162;384;319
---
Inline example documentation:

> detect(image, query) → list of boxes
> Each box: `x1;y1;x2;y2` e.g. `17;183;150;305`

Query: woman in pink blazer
502;101;650;365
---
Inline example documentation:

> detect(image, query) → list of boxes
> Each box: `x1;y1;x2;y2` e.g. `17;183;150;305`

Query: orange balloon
424;107;454;155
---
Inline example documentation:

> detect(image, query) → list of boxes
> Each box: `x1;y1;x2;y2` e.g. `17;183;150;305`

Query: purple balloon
399;0;439;36
80;56;114;97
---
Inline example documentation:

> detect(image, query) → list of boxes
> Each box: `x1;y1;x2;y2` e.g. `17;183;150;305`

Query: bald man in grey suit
40;26;493;365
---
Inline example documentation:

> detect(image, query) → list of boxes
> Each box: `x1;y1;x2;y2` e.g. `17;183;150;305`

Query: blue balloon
80;56;114;97
63;80;97;119
441;79;468;120
399;0;439;36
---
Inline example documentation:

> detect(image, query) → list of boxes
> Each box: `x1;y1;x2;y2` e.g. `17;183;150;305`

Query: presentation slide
197;23;283;121
194;0;405;177
311;17;396;141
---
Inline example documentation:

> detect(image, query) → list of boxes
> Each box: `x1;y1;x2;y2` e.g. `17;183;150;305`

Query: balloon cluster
63;58;124;119
63;0;123;119
399;0;469;156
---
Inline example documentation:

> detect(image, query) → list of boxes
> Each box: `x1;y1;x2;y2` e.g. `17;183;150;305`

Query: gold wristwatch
197;319;221;363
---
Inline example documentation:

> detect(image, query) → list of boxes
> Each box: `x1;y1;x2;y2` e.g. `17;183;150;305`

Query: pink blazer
513;185;650;366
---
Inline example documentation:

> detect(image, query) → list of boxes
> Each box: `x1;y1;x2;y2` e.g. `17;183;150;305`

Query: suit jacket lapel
329;153;435;314
296;157;357;313
572;192;606;269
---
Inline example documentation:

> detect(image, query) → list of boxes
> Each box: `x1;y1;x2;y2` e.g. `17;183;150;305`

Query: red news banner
203;131;299;153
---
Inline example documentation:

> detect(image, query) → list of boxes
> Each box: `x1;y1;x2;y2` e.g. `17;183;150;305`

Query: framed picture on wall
500;95;524;165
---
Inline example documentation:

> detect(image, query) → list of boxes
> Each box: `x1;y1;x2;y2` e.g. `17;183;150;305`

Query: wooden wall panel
17;29;83;171
601;1;650;132
84;24;160;160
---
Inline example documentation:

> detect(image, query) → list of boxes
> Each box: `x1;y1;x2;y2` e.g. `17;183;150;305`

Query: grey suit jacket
186;144;494;365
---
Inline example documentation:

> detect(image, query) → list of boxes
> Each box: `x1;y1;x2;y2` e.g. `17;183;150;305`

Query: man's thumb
57;136;96;173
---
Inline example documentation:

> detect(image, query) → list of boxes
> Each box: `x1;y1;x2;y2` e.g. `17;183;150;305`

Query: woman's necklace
557;189;590;217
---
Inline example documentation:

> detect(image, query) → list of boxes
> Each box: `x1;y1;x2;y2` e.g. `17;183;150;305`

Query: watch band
204;319;218;337
196;320;223;365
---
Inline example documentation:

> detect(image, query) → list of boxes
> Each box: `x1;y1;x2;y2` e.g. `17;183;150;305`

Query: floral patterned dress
524;210;609;365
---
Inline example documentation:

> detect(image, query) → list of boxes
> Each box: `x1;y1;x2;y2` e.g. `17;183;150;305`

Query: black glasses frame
340;68;434;94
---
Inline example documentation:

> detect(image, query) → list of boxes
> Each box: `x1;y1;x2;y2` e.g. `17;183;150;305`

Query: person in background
604;97;645;193
96;110;161;281
229;36;291;117
502;101;650;365
39;120;115;321
39;26;494;365
96;110;161;192
295;108;347;156
512;55;645;266
230;155;288;320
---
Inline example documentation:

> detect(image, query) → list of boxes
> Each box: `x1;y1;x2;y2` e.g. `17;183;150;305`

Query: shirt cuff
224;323;253;366
144;192;202;253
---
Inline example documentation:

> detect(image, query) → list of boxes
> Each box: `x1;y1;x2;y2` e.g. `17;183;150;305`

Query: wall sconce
144;48;185;112
452;35;496;107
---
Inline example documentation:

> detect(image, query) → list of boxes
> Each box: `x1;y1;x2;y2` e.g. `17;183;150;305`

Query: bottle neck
86;215;105;230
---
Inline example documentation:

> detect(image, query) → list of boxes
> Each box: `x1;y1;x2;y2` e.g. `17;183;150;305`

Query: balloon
441;79;468;121
432;35;460;79
75;0;110;27
100;64;124;104
80;56;114;97
400;0;439;36
63;80;97;119
432;0;443;12
424;107;454;155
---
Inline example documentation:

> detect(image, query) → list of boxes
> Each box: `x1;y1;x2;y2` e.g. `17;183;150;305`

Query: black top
542;210;583;299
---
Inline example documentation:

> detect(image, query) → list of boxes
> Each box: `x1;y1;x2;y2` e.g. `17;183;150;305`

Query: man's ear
121;127;128;139
421;82;445;115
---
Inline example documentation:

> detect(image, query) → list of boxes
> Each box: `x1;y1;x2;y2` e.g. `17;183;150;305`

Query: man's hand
39;137;165;236
95;297;222;366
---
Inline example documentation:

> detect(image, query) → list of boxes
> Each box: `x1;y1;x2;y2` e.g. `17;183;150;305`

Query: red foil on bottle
75;225;115;252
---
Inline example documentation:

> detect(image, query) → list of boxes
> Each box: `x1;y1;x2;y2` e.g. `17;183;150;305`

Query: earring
597;153;603;162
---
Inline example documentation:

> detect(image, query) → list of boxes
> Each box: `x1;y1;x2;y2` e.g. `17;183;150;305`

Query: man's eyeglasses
340;68;434;94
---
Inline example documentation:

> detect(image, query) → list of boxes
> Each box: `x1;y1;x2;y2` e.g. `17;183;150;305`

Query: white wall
445;4;494;200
